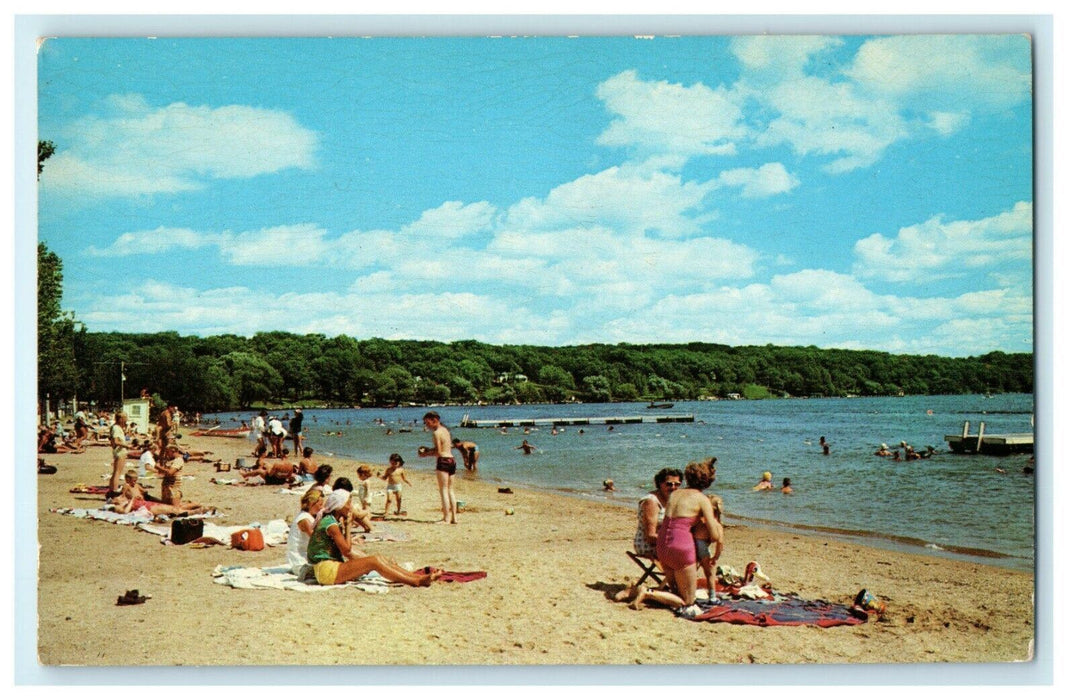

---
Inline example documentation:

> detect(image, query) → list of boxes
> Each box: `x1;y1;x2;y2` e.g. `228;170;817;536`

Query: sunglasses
662;481;681;487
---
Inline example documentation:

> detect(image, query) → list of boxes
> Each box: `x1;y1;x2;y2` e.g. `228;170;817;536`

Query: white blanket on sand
137;519;290;546
211;564;396;593
51;506;156;525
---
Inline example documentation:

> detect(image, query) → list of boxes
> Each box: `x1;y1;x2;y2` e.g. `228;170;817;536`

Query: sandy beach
34;431;1035;668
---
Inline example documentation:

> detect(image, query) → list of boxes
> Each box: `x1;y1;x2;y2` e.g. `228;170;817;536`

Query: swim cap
323;489;351;514
762;471;772;481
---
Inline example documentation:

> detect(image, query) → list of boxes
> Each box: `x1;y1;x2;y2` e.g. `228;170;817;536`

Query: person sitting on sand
286;487;324;577
781;477;793;494
240;448;298;485
297;447;317;477
137;441;157;478
752;471;773;491
37;426;77;454
307;489;443;587
114;470;208;516
72;408;91;449
331;477;373;534
633;467;682;561
42;423;88;452
306;464;334;496
621;458;723;619
380;453;412;516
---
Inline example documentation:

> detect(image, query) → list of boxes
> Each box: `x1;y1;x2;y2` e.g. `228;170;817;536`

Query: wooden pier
944;421;1034;455
459;413;695;429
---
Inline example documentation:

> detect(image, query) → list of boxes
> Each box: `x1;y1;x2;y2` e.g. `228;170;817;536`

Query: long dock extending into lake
459;413;695;429
945;421;1034;455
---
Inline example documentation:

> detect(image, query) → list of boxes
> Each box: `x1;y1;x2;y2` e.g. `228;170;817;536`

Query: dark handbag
170;517;204;545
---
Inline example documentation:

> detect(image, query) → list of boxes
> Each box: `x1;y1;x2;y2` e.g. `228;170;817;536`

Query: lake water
206;394;1036;571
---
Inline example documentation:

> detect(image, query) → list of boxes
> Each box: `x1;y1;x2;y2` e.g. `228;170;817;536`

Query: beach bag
231;528;265;551
170;518;204;545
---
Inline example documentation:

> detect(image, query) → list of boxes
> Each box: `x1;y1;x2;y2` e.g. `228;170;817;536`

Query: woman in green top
308;489;443;587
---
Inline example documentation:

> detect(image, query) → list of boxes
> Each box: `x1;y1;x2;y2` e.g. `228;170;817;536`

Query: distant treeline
65;331;1033;412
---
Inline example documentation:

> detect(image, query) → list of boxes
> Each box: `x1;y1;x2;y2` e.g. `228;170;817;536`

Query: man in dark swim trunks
419;411;457;524
451;438;479;471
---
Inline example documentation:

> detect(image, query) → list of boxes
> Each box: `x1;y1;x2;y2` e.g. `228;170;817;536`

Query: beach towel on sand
51;506;155;525
664;568;866;627
691;594;865;627
211;565;486;592
69;485;111;494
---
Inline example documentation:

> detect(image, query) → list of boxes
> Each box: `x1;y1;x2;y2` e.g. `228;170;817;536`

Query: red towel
438;571;487;583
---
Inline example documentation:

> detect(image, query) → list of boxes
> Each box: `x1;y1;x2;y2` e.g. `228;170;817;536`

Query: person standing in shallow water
419;411;457;524
819;436;830;455
452;438;480;471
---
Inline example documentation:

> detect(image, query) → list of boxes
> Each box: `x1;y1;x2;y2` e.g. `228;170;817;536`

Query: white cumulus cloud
86;226;215;256
218;224;332;266
852;201;1032;283
845;35;1032;110
41;94;318;198
596;70;745;161
717;162;800;198
504;166;717;238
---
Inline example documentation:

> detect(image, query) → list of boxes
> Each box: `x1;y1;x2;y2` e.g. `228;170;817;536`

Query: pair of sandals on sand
116;589;151;606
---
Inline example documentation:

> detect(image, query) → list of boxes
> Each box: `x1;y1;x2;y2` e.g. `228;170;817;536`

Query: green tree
38;140;56;178
37;243;79;409
614;382;640;401
218;352;282;407
537;364;575;390
581;375;612;402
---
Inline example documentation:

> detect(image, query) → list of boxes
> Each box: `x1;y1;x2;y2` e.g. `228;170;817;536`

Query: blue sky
36;34;1034;357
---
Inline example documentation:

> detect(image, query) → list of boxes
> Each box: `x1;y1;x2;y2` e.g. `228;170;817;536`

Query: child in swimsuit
380;454;412;516
691;494;725;603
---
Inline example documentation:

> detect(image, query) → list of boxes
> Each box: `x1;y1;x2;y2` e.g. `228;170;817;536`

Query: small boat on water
646;402;675;409
191;427;250;439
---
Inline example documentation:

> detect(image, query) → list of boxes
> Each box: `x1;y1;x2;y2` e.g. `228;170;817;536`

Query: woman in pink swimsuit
626;457;724;619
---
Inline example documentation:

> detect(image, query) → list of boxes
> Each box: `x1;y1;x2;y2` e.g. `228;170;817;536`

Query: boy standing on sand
419;411;457;524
